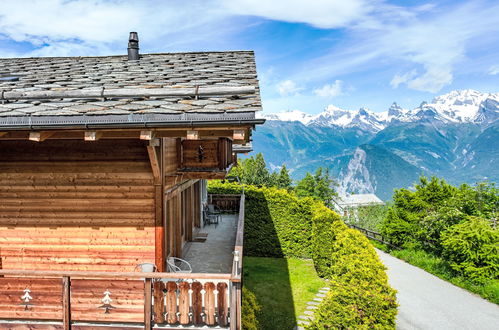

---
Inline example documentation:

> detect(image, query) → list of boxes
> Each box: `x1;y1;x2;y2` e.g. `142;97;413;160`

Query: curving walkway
376;249;499;330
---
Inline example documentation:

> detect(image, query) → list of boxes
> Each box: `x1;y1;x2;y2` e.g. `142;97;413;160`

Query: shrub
380;207;416;247
416;208;466;254
311;203;346;278
441;216;499;282
308;229;398;329
209;181;313;258
344;204;388;232
241;287;261;330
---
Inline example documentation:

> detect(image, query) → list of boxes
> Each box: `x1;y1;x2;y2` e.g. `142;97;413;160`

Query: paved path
376;249;499;330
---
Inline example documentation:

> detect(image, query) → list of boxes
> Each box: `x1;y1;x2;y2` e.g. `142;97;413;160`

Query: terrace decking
184;214;238;273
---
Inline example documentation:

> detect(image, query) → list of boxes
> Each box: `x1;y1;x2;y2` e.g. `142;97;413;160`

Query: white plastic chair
167;257;192;273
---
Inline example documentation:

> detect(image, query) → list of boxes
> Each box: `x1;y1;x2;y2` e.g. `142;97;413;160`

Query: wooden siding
0;139;156;272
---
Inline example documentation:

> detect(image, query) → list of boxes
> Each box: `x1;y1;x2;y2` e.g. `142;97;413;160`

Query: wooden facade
0;47;261;329
0;134;238;274
0;132;246;328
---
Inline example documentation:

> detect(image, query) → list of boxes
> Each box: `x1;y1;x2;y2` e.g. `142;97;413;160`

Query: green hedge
209;181;313;258
309;205;398;329
209;182;398;328
241;287;261;330
311;203;345;278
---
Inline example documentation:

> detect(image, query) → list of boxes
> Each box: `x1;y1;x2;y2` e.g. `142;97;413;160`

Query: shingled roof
0;51;263;130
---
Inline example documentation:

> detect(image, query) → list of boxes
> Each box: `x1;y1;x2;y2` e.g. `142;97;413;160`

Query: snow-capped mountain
254;89;499;200
263;90;499;132
261;109;314;125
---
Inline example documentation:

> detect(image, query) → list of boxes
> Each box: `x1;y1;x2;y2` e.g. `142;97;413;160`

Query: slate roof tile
0;51;262;126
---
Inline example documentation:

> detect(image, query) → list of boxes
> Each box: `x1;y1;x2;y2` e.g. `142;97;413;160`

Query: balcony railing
0;193;245;329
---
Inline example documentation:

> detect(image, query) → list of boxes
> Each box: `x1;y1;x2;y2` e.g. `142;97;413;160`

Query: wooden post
230;281;237;330
236;282;242;330
155;185;165;272
186;186;194;241
62;276;71;330
144;278;152;330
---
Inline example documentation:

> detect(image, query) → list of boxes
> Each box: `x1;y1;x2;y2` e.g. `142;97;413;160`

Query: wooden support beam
0;128;246;141
140;130;156;140
62;276;71;330
149;138;160;147
29;131;54;142
186;130;199;140
144;278;152;330
84;131;102;141
233;129;245;140
147;145;161;183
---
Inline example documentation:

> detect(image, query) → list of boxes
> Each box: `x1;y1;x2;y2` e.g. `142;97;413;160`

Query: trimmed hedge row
208;182;398;328
311;203;345;278
209;182;313;258
309;203;397;329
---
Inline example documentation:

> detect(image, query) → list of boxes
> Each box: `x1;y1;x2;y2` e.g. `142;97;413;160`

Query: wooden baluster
153;281;165;324
204;282;216;326
178;282;190;325
166;282;178;324
217;282;228;326
191;282;203;325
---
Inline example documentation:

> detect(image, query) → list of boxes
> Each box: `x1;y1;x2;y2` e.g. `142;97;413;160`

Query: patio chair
167;257;192;273
203;204;220;225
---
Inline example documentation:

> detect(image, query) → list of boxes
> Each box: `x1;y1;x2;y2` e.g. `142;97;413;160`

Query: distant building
333;193;385;216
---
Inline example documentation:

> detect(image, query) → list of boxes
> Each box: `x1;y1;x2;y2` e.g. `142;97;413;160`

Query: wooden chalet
0;33;263;329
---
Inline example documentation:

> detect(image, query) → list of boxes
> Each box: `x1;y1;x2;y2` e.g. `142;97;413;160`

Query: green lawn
243;257;325;330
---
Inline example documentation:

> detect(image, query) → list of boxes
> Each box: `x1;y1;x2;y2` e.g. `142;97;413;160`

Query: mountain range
252;89;499;200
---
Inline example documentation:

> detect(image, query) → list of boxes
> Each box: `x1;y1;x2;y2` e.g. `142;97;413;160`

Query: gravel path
376;249;499;330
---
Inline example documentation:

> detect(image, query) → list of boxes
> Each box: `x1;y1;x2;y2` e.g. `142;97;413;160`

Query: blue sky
1;0;498;114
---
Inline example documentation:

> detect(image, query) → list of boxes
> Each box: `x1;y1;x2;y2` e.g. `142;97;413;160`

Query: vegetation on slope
359;176;498;303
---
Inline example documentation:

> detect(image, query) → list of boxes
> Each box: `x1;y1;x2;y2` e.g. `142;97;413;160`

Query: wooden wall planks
0;139;156;273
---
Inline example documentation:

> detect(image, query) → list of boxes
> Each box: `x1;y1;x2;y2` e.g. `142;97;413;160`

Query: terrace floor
183;214;238;273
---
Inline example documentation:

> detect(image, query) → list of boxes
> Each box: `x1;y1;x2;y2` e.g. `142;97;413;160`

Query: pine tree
277;165;292;190
295;167;336;205
295;173;316;199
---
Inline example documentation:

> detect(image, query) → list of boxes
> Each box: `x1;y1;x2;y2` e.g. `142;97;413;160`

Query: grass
372;241;499;304
243;257;325;330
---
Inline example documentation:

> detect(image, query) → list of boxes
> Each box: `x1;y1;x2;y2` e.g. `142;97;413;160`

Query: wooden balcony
0;194;245;329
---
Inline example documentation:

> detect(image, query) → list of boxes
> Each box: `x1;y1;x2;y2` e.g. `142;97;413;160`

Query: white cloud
222;0;371;29
406;67;453;93
277;80;303;96
0;0;236;57
314;80;344;98
489;65;499;75
1;0;498;97
295;1;499;93
390;70;417;89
